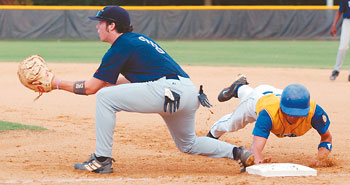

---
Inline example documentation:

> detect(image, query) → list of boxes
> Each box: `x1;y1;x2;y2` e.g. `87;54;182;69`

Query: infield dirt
0;62;349;184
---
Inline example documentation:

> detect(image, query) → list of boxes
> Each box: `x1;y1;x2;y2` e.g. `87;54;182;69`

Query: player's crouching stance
33;6;255;174
207;74;332;167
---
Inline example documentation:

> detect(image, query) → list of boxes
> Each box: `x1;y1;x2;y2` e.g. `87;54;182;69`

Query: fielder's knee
176;141;195;154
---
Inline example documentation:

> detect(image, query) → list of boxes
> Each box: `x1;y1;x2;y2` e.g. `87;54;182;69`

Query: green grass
0;40;346;69
0;40;343;131
0;40;109;63
160;40;342;68
0;120;46;132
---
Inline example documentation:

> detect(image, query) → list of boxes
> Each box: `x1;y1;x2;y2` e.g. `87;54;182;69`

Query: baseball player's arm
251;110;273;164
50;75;130;95
251;135;272;164
50;76;105;95
308;129;333;167
317;130;332;159
331;10;342;37
310;104;332;166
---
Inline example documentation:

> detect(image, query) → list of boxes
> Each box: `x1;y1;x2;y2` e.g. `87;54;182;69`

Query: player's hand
312;159;328;167
330;25;337;37
164;88;180;114
308;158;328;167
254;157;271;164
308;157;334;167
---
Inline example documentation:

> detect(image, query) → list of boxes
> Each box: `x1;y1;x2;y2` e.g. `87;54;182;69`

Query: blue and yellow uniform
253;94;330;139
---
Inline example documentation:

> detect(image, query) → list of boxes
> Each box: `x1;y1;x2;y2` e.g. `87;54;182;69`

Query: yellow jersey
254;94;318;138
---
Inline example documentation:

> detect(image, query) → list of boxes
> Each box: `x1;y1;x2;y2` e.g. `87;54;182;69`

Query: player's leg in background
331;19;350;80
344;19;350;81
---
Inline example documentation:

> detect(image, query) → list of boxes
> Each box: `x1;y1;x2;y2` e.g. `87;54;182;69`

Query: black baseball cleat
74;154;115;174
348;74;350;82
206;131;219;139
218;74;248;102
233;146;255;173
329;70;339;81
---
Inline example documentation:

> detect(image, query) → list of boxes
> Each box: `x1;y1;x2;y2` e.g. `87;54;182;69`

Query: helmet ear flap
280;84;310;117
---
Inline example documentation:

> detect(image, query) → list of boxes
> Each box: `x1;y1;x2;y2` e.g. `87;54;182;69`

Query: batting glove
198;85;212;108
164;88;180;114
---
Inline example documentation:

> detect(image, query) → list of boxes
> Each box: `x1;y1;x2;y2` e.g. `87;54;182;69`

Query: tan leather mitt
17;55;54;100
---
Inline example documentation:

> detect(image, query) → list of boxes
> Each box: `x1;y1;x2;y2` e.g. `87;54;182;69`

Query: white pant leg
335;19;350;71
237;85;254;99
210;85;257;138
209;84;281;138
338;19;350;50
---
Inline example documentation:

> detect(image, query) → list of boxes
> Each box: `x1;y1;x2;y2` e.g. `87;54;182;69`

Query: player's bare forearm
251;135;268;164
51;77;75;93
52;76;108;95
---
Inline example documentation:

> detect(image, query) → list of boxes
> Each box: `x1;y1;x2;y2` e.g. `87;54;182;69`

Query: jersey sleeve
252;109;272;139
94;41;133;84
311;104;330;135
339;0;343;11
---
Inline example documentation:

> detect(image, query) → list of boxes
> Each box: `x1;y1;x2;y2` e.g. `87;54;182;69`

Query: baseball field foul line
1;177;162;184
0;176;194;184
2;174;350;184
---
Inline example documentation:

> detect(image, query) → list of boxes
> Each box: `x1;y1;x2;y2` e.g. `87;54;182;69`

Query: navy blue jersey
339;0;350;18
252;104;330;139
94;32;189;84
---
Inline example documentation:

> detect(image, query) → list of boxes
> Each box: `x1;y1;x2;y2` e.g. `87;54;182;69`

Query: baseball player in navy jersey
206;75;333;166
330;0;350;81
47;6;254;174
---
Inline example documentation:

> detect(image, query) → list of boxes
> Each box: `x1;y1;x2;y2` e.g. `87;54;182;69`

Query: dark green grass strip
0;120;46;132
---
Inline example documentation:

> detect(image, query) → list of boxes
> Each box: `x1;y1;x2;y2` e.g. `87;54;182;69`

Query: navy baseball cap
88;6;130;26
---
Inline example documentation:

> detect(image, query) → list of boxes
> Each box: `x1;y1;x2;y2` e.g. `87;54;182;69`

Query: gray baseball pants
94;76;236;159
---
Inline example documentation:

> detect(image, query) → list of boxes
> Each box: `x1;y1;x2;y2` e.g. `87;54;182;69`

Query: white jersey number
138;36;165;54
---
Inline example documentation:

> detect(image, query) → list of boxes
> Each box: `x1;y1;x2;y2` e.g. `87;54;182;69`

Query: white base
246;163;317;177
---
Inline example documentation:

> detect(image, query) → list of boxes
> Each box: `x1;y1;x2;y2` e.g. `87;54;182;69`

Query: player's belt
262;91;281;96
165;74;180;80
262;91;273;95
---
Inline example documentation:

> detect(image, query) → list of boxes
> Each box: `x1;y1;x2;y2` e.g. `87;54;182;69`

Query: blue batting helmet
280;84;310;117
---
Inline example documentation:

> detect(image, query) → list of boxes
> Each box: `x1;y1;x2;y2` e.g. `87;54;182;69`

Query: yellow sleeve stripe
0;5;339;10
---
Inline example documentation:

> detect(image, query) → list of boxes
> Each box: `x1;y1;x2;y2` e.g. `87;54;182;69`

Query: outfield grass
0;120;46;132
0;40;343;131
0;40;345;68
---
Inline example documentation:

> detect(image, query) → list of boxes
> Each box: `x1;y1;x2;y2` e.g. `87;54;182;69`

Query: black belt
165;75;180;80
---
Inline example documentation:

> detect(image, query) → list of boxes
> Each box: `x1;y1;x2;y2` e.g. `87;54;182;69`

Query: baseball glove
17;55;54;100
